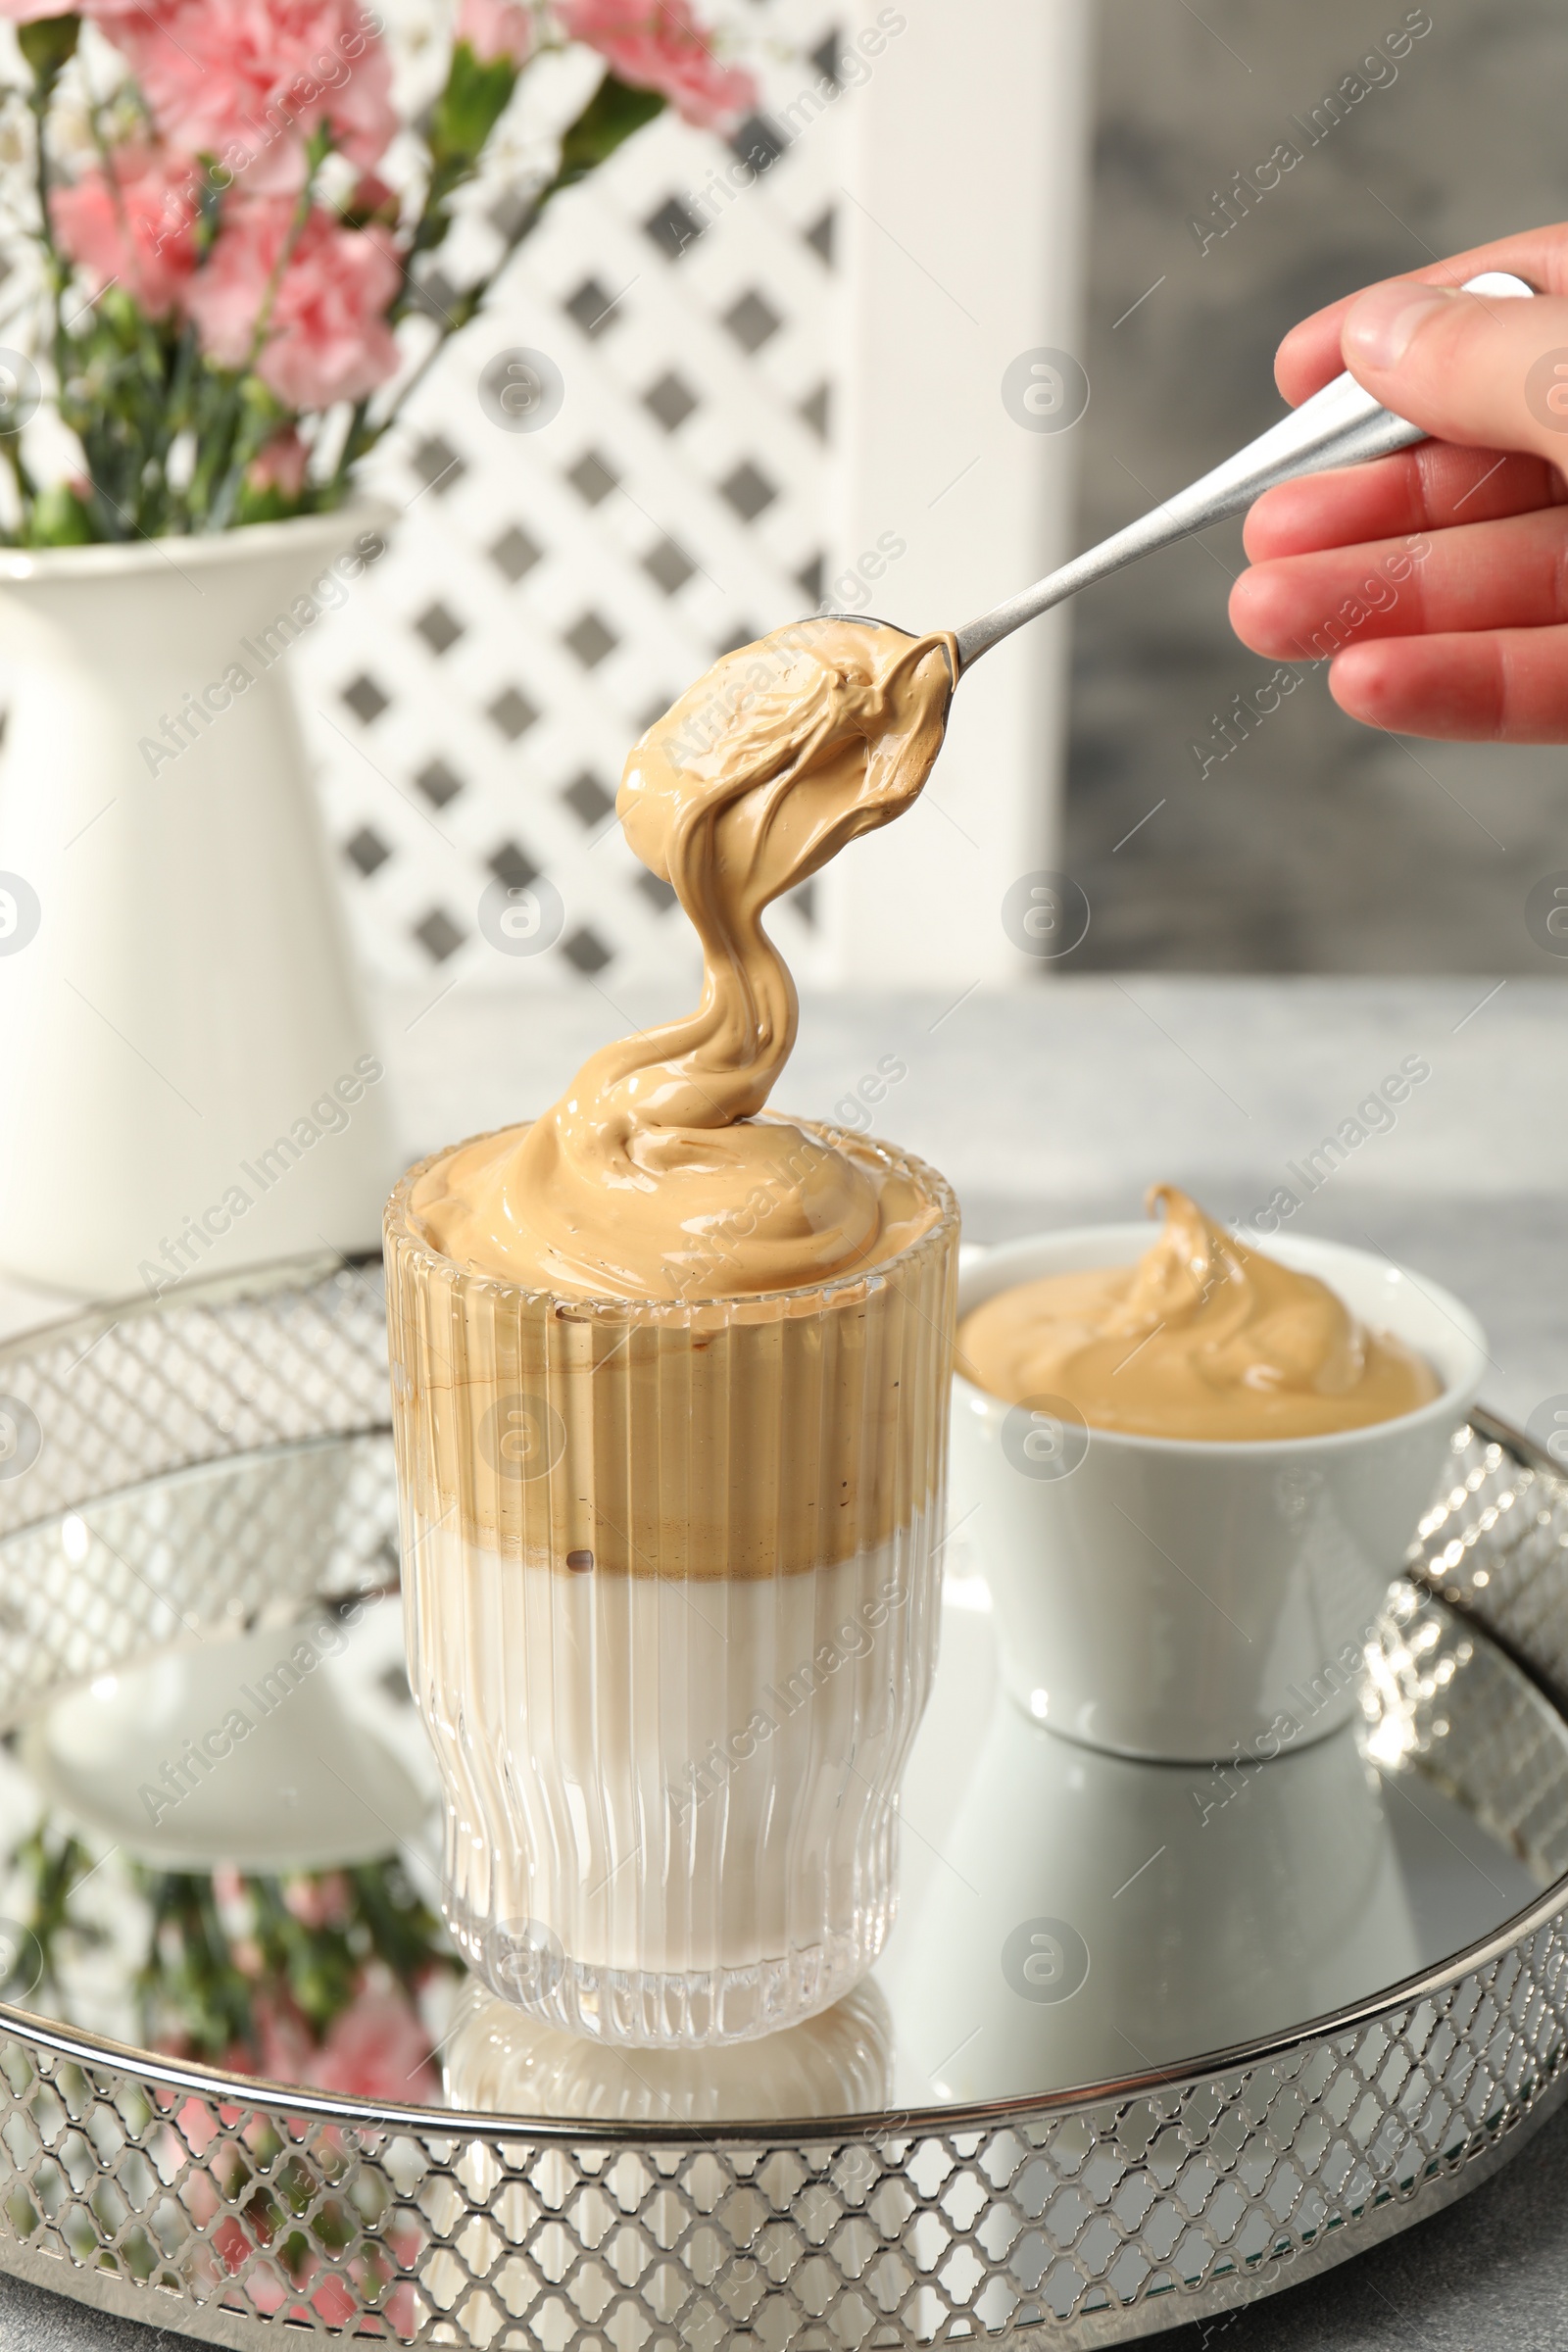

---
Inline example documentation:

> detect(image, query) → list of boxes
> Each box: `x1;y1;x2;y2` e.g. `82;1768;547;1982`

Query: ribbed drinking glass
384;1125;957;2046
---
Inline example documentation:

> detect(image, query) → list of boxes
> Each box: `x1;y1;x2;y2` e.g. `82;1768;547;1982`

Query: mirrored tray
0;1254;1566;2350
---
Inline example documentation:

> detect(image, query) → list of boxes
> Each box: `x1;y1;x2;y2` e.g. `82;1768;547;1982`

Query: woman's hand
1229;227;1568;740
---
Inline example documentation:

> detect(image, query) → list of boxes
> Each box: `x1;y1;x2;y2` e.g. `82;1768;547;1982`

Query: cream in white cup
950;1227;1487;1764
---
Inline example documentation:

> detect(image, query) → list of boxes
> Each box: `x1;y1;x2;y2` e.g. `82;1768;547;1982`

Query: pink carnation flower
116;0;397;197
50;146;197;316
253;1996;316;2085
184;197;400;410
309;1984;437;2103
558;0;756;127
458;0;534;68
248;426;311;496
280;1868;351;1927
0;3;182;27
345;169;399;224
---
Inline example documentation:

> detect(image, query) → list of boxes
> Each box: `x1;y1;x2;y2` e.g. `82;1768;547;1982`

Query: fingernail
1343;281;1461;371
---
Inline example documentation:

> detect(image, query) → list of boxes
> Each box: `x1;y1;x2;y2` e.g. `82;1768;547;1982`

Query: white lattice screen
297;0;843;999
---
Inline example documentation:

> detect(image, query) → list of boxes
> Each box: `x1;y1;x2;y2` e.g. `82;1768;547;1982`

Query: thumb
1341;279;1568;464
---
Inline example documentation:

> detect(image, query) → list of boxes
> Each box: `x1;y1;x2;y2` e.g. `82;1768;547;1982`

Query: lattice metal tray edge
0;1252;1564;2351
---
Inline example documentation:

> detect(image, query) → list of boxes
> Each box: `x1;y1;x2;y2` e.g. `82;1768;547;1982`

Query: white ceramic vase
0;506;398;1298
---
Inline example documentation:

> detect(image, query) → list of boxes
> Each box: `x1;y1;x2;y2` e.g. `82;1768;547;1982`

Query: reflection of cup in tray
24;1604;427;1874
950;1227;1488;1762
882;1701;1425;2098
443;1972;892;2122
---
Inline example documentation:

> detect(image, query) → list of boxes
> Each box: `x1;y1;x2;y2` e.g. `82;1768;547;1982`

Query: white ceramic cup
950;1228;1488;1764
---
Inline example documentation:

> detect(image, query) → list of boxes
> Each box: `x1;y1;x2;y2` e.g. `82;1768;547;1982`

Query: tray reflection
444;1975;894;2122
0;1438;1553;2128
884;1622;1518;2103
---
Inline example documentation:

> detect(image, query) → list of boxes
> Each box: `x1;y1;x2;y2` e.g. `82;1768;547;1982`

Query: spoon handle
953;270;1535;671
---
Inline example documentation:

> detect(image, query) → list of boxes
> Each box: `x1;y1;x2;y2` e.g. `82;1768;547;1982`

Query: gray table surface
1;974;1564;2346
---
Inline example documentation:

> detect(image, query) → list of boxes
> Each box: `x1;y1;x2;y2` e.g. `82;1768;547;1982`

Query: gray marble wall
1065;0;1568;971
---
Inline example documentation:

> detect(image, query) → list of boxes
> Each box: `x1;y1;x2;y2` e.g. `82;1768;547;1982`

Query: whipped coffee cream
392;614;959;1591
957;1187;1439;1442
413;617;955;1301
391;1126;955;1583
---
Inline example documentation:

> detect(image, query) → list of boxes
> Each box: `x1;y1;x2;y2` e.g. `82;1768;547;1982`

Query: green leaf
18;14;79;83
233;479;298;527
556;73;665;191
431;40;518;165
26;483;92;546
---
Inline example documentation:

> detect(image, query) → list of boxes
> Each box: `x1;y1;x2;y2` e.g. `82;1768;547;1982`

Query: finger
1243;444;1566;561
1328;626;1568;742
1231;507;1568;660
1336;279;1568;467
1273;223;1568;404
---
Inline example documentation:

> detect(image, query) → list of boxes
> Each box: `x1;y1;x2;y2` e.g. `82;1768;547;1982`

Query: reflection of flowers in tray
134;1855;460;2093
2;1824;459;2331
